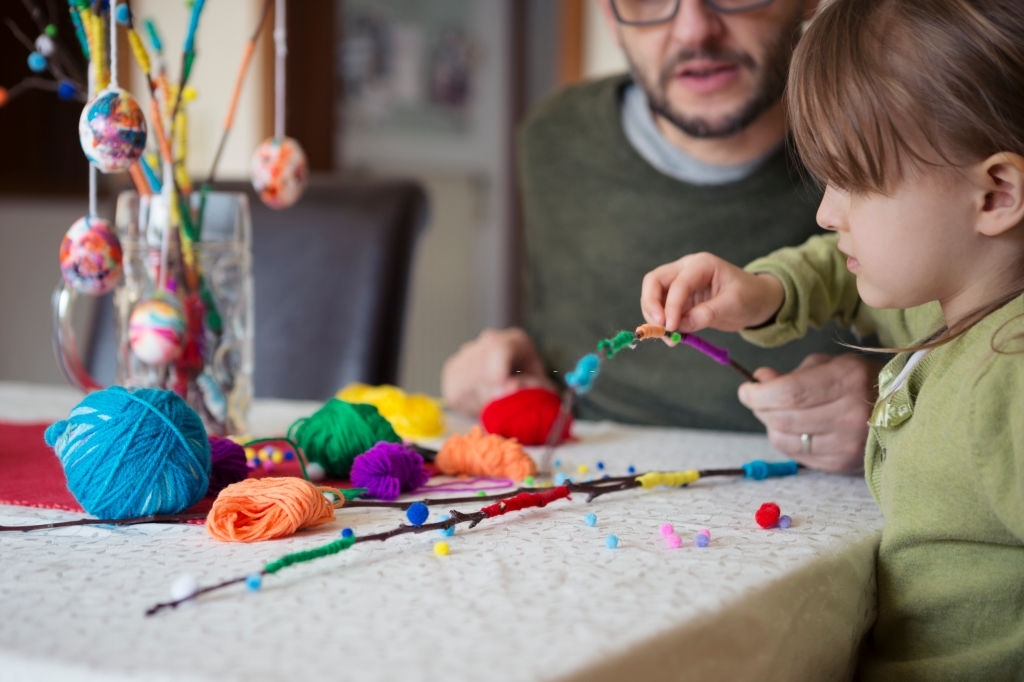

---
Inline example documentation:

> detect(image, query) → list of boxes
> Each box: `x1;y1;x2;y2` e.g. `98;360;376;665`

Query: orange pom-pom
480;387;571;446
206;477;343;542
435;426;537;480
0;87;9;108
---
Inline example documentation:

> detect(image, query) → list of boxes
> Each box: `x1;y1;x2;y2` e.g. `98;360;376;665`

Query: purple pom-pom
350;442;430;501
207;437;249;495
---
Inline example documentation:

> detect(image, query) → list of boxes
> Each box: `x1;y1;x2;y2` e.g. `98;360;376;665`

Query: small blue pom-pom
406;501;429;526
45;386;210;519
245;574;262;591
605;534;619;549
596;461;605;470
627;465;636;474
115;3;131;24
27;51;47;73
778;515;792;529
57;80;78;101
695;533;710;547
340;527;354;538
584;513;597;527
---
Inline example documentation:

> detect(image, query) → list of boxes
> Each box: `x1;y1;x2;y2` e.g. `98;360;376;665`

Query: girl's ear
976;152;1024;237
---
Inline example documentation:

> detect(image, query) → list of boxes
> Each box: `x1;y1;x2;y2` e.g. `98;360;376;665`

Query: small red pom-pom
480;387;572;446
755;502;781;528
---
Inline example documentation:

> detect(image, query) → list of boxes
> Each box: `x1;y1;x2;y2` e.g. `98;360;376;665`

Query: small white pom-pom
170;573;199;601
305;461;326;482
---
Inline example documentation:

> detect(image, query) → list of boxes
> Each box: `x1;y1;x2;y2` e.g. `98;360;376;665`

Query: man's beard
628;17;802;139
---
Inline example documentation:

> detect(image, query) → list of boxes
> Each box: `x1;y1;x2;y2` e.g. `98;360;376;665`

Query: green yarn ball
288;399;400;477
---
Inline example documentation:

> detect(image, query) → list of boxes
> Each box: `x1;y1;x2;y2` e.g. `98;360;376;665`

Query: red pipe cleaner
481;485;571;517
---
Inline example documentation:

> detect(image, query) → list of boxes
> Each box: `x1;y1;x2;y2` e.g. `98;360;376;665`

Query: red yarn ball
480;387;572;446
755;501;781;528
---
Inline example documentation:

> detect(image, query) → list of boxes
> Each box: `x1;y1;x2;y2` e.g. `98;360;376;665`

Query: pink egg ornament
78;87;147;173
59;216;123;295
251;136;308;209
128;297;186;365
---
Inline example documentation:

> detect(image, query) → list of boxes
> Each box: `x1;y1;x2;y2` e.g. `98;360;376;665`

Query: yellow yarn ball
336;383;445;440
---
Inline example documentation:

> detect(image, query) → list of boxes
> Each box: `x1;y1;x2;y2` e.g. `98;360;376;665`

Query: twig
0;511;208;532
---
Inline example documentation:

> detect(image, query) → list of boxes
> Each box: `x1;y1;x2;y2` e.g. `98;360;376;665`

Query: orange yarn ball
480;387;572;446
206;477;343;542
435;426;537;480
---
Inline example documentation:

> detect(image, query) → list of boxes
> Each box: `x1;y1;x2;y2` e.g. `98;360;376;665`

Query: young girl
639;0;1024;678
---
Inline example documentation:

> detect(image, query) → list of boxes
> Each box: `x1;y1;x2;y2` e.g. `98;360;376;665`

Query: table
0;382;882;682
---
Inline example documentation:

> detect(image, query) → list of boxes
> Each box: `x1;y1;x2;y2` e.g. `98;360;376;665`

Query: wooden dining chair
85;174;429;400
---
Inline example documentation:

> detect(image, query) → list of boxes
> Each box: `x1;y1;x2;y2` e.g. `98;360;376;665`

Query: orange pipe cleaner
434;426;538;480
206;477;344;542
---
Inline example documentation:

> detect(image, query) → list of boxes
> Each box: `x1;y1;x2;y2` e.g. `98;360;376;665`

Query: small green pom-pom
670;332;682;343
45;24;57;37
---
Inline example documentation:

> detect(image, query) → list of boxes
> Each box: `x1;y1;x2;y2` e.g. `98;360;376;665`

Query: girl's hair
788;0;1024;193
787;0;1024;353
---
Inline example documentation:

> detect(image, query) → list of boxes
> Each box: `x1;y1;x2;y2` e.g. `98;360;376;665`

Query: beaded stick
143;458;798;615
0;458;797;529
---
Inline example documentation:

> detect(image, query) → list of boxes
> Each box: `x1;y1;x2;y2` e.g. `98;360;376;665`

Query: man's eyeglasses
611;0;775;26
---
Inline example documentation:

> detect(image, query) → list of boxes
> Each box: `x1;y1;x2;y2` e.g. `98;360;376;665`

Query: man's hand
738;353;883;473
441;327;556;417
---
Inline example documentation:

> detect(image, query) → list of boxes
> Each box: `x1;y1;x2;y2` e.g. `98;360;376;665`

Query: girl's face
816;167;992;323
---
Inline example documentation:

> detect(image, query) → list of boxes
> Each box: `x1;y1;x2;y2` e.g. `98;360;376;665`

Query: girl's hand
640;252;785;333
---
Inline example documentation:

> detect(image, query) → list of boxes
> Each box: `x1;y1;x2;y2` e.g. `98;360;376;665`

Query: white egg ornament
251;136;308;209
79;87;148;173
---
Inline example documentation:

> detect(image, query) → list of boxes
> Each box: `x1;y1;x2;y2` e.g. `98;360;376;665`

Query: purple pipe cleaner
682;333;730;365
207;437;249;495
350;442;431;501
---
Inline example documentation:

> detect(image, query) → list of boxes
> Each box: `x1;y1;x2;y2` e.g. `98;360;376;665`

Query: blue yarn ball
44;386;211;519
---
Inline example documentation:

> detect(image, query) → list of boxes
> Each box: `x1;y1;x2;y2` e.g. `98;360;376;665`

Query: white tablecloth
0;382;881;682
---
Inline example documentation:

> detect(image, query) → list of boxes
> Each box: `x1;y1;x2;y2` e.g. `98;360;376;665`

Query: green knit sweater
745;234;1024;680
518;74;856;430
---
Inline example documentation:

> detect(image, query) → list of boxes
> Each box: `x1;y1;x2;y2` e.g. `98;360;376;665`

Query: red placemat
0;422;82;511
0;422;329;516
0;421;439;518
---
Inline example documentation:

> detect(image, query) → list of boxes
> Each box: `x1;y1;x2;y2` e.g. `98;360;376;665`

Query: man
442;0;879;473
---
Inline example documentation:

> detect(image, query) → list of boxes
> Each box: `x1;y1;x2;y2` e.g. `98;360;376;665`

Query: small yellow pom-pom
577;464;588;475
434;541;450;556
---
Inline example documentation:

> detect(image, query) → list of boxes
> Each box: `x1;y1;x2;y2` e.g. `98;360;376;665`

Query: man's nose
668;0;725;48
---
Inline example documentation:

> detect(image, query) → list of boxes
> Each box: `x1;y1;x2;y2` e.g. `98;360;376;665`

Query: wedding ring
800;432;813;455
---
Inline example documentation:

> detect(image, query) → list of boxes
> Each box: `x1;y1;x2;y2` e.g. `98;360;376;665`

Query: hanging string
108;1;118;90
86;22;97;219
273;0;285;139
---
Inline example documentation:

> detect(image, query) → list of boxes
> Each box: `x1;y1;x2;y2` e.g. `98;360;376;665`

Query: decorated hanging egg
251;136;308;209
59;216;123;295
129;296;186;365
78;87;147;173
